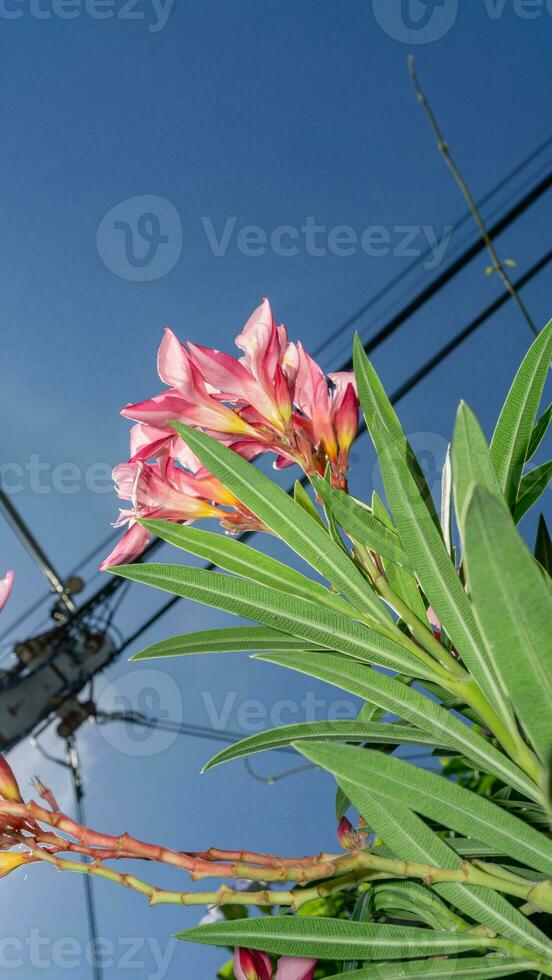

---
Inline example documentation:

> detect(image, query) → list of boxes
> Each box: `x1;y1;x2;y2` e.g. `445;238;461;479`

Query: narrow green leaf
353;334;441;531
527;401;552;462
109;565;437;679
464;486;552;765
293;480;325;527
512;459;552;524
203;721;441;771
452;402;503;532
296;742;552;875
373;880;467;931
177;914;491;960
339;790;552;959
139;519;357;620
326;956;537;979
169;423;392;630
490;318;552;507
440;444;453;555
130;625;322;661
535;513;552;575
313;480;411;567
372;493;427;623
373;416;513;729
256;651;539;800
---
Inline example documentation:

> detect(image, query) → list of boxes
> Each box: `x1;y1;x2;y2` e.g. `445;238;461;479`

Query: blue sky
1;2;551;977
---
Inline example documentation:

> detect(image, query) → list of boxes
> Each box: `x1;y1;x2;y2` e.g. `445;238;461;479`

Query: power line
52;162;552;639
110;245;552;658
308;135;552;364
2;153;551;648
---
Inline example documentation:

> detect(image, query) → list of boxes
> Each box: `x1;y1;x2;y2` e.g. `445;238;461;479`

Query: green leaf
169;423;392;631
464;486;552;765
312;480;411;567
255;651;539;801
490;318;552;508
139;519;358;620
372;880;467;931
527;401;552;462
373;416;513;730
293;480;325;528
452;402;503;532
203;721;441;772
535;514;552;575
130;625;323;661
177;914;491;960
512;459;552;524
353;335;441;531
338;790;552;959
296;742;552;875
326;956;537;979
372;493;427;623
440;444;453;555
109;565;438;679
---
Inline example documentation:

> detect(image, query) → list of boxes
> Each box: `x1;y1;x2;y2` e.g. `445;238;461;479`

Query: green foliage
111;322;552;977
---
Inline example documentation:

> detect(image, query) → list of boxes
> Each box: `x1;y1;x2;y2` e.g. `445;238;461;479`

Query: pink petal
157;328;195;391
112;462;141;501
0;571;14;612
100;523;152;570
331;381;359;454
187;342;251;398
233;947;273;980
275;957;318;980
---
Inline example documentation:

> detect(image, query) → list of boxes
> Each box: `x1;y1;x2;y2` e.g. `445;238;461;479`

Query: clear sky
1;2;551;977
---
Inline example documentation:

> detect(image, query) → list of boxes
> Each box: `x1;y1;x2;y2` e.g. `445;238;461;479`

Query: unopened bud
0;756;22;803
337;816;366;851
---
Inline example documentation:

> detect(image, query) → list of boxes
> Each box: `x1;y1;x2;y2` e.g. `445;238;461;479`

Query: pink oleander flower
233;949;318;980
121;299;358;486
0;571;14;612
103;299;359;568
100;458;265;570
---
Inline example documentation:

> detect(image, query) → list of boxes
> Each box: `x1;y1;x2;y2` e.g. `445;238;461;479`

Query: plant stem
408;56;538;339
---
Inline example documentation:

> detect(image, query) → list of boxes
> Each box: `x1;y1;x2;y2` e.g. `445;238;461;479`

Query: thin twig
408;56;538;338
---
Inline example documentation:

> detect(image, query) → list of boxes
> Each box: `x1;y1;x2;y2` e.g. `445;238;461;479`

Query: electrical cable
2;145;551;646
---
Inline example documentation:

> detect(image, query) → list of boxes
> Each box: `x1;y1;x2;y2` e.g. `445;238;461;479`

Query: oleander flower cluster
102;299;359;568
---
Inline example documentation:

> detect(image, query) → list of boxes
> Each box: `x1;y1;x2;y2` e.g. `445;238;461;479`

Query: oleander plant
1;302;551;980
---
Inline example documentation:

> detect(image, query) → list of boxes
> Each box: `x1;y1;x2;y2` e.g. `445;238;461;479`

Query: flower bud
0;852;32;879
337;816;366;851
233;947;273;980
0;755;22;803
